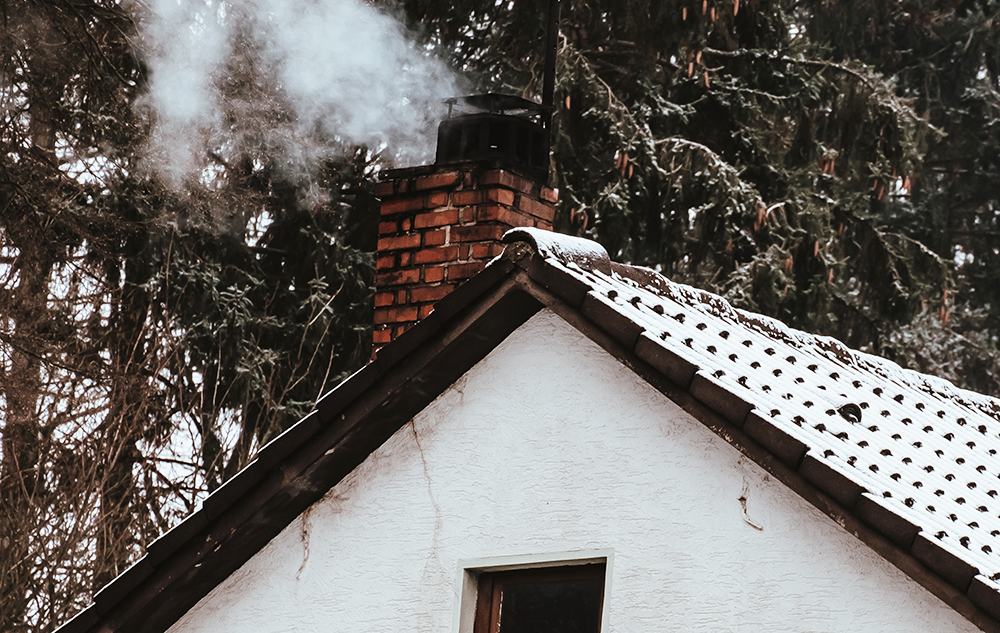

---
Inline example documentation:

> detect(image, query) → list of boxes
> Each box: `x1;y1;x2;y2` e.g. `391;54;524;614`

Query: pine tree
1;2;375;630
403;0;1000;396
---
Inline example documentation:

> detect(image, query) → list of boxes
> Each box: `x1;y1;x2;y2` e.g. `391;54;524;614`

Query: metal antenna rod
541;0;561;176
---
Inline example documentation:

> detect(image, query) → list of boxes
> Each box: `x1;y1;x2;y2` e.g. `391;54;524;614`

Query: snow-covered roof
509;226;1000;617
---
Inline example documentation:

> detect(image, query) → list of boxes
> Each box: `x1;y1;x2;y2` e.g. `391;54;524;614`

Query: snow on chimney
373;164;556;351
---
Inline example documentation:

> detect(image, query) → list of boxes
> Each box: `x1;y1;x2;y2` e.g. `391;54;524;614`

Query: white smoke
138;0;460;189
139;0;229;188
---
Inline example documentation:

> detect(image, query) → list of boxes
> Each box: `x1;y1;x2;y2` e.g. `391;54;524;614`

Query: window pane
498;575;603;633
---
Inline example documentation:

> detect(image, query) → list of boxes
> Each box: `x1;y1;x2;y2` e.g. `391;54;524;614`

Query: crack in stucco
410;420;449;589
410;420;443;523
296;506;313;580
739;478;764;531
451;374;467;406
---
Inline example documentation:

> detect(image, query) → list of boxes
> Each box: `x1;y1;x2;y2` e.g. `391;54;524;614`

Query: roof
59;228;1000;633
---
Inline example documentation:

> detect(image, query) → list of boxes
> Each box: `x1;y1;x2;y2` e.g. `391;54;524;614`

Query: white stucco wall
168;309;980;633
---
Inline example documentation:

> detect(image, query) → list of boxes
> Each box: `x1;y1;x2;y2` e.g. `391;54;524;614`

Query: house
56;152;1000;633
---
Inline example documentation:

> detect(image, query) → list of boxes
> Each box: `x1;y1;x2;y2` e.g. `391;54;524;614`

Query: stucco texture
168;309;980;633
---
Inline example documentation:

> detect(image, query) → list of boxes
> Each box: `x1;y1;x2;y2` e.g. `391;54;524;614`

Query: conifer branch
701;48;875;88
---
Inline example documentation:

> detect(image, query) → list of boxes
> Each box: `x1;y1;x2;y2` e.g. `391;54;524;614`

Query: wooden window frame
472;563;607;633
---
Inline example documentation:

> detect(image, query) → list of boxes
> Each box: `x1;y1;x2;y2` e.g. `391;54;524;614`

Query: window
472;563;606;633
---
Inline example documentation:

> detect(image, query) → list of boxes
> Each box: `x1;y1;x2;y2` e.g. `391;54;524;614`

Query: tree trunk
94;244;152;590
0;235;52;631
0;19;60;626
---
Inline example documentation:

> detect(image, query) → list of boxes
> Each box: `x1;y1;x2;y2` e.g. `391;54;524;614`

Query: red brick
393;324;409;337
451;224;505;242
472;242;504;258
423;229;448;246
479;169;528;192
517;195;555;223
423;266;445;283
376;255;395;270
374;305;419;324
374;181;395;197
410;284;454;303
541;186;558;203
415;171;460;191
452;190;485;206
397;290;407;304
415;245;459;265
414;208;459;229
511;174;535;194
378;220;398;235
401;218;411;231
376;268;420;286
375;291;395;307
477;205;503;222
377;233;421;251
478;206;533;228
380;196;424;216
427;192;449;209
458;206;477;223
373;328;392;344
488;169;537;194
397;306;420;322
459;244;470;259
447;261;487;281
419;304;435;319
487;188;515;206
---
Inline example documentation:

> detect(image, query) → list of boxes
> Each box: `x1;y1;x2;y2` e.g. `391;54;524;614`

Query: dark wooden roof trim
57;605;98;633
61;235;1000;633
316;363;382;424
60;257;539;633
93;557;153;615
256;410;322;471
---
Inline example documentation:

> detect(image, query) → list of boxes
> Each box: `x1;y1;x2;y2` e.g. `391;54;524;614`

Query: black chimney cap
444;93;550;119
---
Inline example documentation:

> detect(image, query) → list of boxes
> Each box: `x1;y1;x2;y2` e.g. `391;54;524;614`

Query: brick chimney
373;164;556;351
